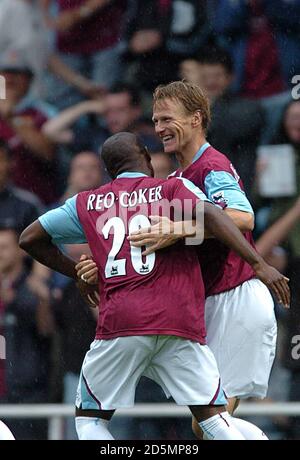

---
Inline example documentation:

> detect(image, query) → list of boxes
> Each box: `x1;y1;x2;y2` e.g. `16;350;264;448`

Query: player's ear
192;110;202;128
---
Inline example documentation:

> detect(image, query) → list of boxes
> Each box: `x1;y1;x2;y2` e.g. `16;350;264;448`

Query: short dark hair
109;82;141;107
101;132;140;179
198;47;234;75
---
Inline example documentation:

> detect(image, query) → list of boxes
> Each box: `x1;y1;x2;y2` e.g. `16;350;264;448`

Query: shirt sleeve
38;195;87;244
204;170;254;213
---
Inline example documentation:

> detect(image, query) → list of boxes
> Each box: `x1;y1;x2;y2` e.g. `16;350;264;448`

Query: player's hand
75;254;99;285
76;278;100;308
252;260;290;308
128;216;190;256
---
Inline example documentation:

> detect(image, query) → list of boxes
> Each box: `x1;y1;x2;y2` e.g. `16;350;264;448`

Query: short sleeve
38;195;87;244
204;170;253;213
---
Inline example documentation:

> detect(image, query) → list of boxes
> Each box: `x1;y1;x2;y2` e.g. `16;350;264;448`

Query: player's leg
0;420;15;440
75;336;155;440
145;336;246;440
189;405;245;440
192;411;268;440
205;279;277;402
194;280;276;440
229;417;268;440
75;408;115;440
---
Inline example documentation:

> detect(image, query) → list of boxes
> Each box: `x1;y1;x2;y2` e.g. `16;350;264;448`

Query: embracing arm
198;202;290;307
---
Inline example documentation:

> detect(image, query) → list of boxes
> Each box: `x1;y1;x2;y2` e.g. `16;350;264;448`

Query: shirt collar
192;142;210;164
116;172;148;179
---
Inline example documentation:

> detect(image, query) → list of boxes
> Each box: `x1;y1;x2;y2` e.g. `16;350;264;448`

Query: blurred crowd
1;0;300;440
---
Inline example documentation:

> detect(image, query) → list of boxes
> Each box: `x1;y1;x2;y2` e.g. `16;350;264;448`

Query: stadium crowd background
0;0;300;440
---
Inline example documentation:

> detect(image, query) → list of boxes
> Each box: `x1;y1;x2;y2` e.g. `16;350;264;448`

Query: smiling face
152;98;200;154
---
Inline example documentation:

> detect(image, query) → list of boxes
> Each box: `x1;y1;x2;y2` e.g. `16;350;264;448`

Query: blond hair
153;81;211;132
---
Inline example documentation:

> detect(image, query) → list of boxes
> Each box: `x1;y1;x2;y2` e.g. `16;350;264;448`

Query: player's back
76;174;206;344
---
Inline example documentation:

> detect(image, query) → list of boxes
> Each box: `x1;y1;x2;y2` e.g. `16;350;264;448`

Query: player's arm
19;219;78;279
198;201;290;307
204;170;254;233
128;170;255;249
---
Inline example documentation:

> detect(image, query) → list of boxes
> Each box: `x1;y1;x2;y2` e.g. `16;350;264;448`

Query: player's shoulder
200;145;232;171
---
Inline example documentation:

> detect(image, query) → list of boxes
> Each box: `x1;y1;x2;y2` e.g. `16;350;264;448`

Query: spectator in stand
125;0;213;92
213;0;300;98
0;224;53;439
44;0;127;109
0;0;50;98
0;0;110;101
60;151;102;202
0;50;60;205
42;83;143;159
180;47;263;197
266;101;300;257
0;140;43;232
254;197;300;439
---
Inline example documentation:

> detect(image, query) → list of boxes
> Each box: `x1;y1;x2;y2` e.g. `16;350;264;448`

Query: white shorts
76;335;227;410
205;278;277;399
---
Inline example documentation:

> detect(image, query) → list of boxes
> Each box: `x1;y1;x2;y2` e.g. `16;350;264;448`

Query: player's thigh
206;279;276;354
205;279;277;398
145;336;227;406
76;336;154;411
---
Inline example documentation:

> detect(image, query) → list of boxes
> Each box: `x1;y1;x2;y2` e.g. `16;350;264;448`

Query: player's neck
176;137;207;170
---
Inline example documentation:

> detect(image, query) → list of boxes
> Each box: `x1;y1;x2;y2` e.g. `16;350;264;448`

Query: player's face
152;98;194;154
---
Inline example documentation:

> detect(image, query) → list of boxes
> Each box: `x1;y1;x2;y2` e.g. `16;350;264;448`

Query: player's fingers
129;226;151;236
141;244;160;256
130;238;157;247
87;294;97;307
94;291;100;302
127;232;152;242
275;278;289;307
270;281;285;306
279;278;290;307
82;267;99;284
76;260;96;270
76;262;97;277
149;215;162;225
79;254;89;262
284;276;290;282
